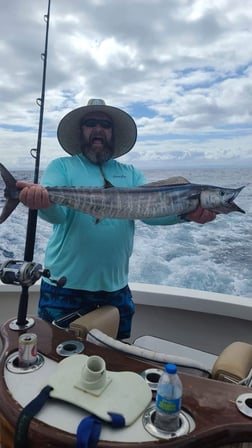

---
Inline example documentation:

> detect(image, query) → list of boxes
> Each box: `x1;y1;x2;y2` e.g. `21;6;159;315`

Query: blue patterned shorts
38;280;135;339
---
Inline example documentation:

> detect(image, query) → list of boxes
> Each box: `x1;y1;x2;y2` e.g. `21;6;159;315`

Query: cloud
0;0;251;170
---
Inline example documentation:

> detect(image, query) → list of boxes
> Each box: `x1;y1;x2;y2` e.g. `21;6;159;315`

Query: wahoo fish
0;163;245;224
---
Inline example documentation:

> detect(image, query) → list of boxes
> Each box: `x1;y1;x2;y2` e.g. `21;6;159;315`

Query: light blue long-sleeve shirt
39;154;184;291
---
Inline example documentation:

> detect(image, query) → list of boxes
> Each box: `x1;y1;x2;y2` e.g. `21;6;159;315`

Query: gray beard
81;145;114;164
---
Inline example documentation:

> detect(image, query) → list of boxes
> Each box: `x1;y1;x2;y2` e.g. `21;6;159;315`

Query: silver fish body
46;183;245;220
0;163;245;224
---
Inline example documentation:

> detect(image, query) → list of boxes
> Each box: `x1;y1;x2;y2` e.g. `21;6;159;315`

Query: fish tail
0;163;20;224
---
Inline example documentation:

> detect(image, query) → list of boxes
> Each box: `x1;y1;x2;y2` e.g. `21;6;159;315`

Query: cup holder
6;351;45;374
236;393;252;417
141;368;163;391
142;404;195;440
56;340;85;356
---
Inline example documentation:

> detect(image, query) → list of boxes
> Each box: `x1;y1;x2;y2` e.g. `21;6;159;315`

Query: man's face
80;111;114;164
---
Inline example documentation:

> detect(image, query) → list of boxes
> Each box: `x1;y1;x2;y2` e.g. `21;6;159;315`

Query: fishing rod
15;0;51;328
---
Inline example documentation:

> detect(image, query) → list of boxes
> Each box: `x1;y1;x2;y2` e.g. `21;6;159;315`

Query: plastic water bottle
154;363;183;433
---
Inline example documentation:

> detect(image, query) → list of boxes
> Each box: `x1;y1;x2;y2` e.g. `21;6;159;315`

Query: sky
0;0;252;171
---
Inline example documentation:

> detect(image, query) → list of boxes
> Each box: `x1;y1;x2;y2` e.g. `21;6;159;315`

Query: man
17;99;215;339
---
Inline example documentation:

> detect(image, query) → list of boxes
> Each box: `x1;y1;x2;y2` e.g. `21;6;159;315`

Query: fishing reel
0;260;66;287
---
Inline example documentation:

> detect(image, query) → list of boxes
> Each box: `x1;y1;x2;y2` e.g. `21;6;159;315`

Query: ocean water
0;167;251;298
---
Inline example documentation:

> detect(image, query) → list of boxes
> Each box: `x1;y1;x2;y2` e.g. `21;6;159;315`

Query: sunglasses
81;118;113;129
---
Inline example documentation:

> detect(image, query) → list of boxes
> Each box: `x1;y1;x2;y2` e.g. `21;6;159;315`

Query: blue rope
14;385;53;448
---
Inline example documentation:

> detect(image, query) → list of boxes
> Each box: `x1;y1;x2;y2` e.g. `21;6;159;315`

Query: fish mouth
228;186;245;213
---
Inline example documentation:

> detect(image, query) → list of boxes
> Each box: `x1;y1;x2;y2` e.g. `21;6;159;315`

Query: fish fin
0;162;18;186
98;165;114;188
143;176;190;187
0;198;20;224
104;179;114;188
0;163;20;224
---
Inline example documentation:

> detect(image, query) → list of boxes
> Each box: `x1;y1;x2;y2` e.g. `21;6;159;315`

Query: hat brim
57;104;137;158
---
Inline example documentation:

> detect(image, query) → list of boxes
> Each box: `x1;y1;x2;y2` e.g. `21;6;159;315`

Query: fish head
200;186;245;214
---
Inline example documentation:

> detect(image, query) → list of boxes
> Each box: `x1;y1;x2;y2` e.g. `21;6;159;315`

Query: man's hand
185;206;216;224
16;181;52;209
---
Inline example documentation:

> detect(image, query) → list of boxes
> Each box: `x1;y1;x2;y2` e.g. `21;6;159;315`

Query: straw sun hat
57;99;137;158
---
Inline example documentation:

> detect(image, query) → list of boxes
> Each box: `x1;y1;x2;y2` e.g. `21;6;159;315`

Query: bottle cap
165;363;177;374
